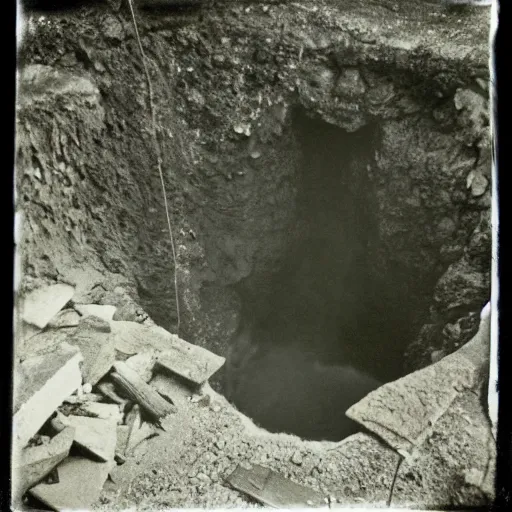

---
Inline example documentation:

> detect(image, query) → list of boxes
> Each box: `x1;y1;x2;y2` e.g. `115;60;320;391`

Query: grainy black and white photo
12;0;499;510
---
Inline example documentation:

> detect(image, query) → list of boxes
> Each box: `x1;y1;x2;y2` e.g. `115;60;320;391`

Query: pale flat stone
347;303;491;453
29;456;112;511
54;413;117;462
150;372;193;406
13;343;83;450
12;427;75;504
75;304;117;322
21;284;75;329
68;318;116;385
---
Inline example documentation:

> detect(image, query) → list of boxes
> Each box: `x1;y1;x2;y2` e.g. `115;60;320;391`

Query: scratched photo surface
13;1;497;511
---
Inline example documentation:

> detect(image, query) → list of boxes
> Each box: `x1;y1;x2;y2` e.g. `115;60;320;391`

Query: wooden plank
111;362;176;420
21;284;75;329
12;427;75;504
13;343;83;449
29;456;113;511
224;463;327;508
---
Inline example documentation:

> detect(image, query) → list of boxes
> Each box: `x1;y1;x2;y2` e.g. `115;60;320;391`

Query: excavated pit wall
16;1;491;397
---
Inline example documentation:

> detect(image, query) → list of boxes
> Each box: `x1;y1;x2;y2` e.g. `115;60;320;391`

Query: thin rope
127;0;181;334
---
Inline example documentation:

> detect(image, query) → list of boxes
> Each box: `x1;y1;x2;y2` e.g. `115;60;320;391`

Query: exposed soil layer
16;0;492;494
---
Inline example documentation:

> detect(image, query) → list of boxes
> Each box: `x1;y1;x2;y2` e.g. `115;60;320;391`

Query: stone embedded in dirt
47;309;81;329
389;391;496;507
225;463;326;508
52;413;117;463
29;456;113;511
68;316;116;385
110;361;176;420
150;372;194;406
12;426;75;505
75;304;117;322
13;342;83;450
335;68;366;99
347;305;491;453
21;283;75;329
125;350;158;383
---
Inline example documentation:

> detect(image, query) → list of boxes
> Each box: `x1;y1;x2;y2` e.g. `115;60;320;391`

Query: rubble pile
13;283;226;511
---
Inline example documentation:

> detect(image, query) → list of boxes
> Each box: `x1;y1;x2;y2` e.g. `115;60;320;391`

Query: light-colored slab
13;343;83;450
29;456;112;511
53;413;117;462
21;284;75;329
75;304;117;322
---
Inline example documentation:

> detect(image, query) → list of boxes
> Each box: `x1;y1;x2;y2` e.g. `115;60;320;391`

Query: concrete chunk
29;456;112;511
347;303;491;453
68;317;115;385
13;343;83;449
12;426;75;504
21;284;75;329
53;413;117;462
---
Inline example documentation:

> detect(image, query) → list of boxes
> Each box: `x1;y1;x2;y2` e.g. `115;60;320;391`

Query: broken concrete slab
47;309;81;329
111;361;176;420
68;316;116;386
52;413;117;462
13;343;83;449
12;426;75;504
389;390;496;508
150;372;193;406
225;463;327;508
154;337;226;386
75;304;117;322
110;321;226;386
347;301;492;454
29;456;112;511
21;283;75;329
125;350;158;383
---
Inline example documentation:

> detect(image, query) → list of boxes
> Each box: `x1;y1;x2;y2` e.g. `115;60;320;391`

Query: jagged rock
13;343;83;450
12;427;75;504
347;303;491;453
335;68;366;98
52;412;117;462
20;284;75;329
433;257;490;312
29;456;114;511
68;316;116;385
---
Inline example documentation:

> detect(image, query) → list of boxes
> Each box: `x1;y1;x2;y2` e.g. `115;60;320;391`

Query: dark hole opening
223;108;430;441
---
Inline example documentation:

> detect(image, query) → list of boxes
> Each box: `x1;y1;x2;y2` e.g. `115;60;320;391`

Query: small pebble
82;383;93;394
215;439;226;450
291;450;303;465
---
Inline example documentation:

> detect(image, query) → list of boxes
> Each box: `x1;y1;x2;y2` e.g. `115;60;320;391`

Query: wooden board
225;463;327;508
